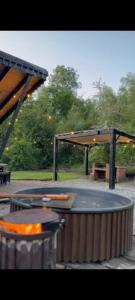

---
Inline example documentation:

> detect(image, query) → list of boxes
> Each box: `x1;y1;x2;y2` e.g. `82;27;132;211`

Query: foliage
1;66;135;171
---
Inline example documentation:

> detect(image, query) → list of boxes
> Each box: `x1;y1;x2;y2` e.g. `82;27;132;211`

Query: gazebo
53;128;135;189
0;50;48;158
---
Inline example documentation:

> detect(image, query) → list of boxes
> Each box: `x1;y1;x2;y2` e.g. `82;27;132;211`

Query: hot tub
10;187;134;263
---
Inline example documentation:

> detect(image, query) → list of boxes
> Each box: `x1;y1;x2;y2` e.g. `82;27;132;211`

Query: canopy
0;50;48;123
55;128;135;146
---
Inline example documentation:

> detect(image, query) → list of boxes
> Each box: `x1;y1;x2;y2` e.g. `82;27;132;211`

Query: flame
0;220;42;235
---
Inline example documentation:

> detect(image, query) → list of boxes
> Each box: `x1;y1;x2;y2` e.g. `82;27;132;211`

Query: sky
0;31;135;98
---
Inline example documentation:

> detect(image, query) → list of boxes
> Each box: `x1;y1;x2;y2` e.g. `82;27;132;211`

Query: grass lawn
11;170;81;181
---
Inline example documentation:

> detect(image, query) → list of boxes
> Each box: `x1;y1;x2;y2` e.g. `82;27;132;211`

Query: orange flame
0;220;42;235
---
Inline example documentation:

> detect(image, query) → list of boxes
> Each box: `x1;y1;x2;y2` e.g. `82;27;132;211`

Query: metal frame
54;128;135;189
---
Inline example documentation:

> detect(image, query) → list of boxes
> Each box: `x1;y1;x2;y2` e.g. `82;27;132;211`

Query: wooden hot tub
10;187;134;263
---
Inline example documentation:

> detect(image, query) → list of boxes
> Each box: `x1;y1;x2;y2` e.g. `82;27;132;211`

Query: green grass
11;170;81;181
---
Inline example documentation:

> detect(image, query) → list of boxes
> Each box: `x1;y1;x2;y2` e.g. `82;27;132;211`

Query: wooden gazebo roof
0;50;48;123
55;128;135;146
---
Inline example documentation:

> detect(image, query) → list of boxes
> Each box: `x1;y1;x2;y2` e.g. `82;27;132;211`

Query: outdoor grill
0;208;64;269
10;187;134;263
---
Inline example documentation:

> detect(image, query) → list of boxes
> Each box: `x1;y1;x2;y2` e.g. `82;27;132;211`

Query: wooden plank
0;193;70;201
78;214;86;262
16;240;31;269
31;240;42;269
42;238;50;269
85;215;94;262
121;210;125;255
116;212;121;257
99;214;106;261
124;209;129;253
0;236;7;269
71;214;80;262
111;212;117;258
93;214;100;262
63;214;72;262
106;213;112;260
130;208;134;249
7;239;16;269
49;232;57;269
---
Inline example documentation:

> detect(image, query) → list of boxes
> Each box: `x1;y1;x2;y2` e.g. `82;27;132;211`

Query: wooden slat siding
116;212;121;257
125;209;129;253
121;210;125;255
129;207;132;249
78;214;86;262
93;214;101;262
49;232;57;269
59;213;65;262
7;239;16;269
111;212;117;258
127;208;131;250
31;240;42;269
56;212;64;262
0;236;7;269
99;214;106;261
43;238;50;269
19;241;32;269
106;213;112;260
85;215;94;262
127;208;130;251
130;207;134;249
71;214;80;262
63;214;72;262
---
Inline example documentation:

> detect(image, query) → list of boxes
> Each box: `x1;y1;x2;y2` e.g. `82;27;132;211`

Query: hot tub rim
10;187;134;214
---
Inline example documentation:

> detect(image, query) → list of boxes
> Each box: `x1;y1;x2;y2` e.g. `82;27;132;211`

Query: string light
93;138;96;142
13;95;16;99
6;147;9;151
71;131;74;134
27;94;31;99
48;115;52;121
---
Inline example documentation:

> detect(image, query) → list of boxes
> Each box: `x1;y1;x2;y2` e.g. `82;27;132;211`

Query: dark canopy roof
0;50;48;123
55;128;135;146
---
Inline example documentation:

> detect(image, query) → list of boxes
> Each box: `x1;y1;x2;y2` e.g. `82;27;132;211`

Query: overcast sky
0;31;135;98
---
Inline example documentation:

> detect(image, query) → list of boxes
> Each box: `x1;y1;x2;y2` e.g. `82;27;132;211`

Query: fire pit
0;208;64;269
10;187;134;263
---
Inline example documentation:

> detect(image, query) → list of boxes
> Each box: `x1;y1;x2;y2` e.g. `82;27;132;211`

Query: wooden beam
0;66;10;81
0;74;29;109
56;128;112;141
0;78;44;124
59;138;85;147
115;129;135;141
0;75;32;159
109;130;116;189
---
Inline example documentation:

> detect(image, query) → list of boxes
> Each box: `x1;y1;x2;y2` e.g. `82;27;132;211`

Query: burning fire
0;220;42;235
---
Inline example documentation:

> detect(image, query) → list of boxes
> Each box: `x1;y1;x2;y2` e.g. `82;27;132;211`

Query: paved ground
1;177;135;269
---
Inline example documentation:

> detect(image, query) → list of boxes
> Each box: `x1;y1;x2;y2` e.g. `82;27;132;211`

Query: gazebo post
109;129;116;189
84;146;89;175
53;136;58;181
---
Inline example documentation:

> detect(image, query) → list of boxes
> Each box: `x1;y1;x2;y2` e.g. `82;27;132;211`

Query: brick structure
91;163;127;183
